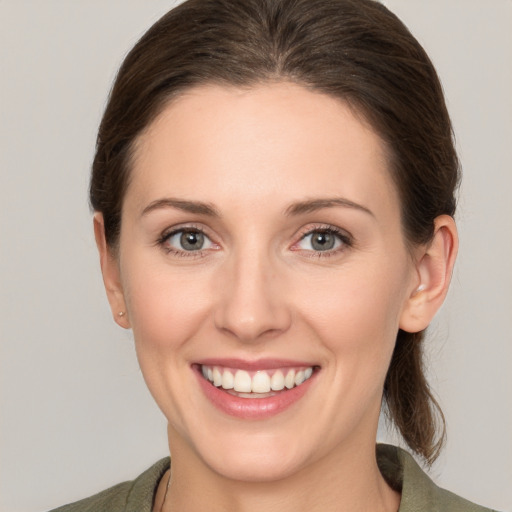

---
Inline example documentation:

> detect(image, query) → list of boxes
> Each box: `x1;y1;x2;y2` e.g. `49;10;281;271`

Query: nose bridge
214;242;290;342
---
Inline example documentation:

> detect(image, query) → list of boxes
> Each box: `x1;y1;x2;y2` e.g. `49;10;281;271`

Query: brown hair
91;0;459;464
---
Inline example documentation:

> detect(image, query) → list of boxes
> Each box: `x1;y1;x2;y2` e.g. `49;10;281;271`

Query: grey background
1;1;511;511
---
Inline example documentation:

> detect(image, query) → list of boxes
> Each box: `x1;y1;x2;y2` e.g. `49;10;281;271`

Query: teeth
270;370;285;391
294;370;305;386
221;370;234;389
252;371;271;393
284;369;295;389
201;365;315;395
234;392;275;399
212;367;222;387
234;370;252;392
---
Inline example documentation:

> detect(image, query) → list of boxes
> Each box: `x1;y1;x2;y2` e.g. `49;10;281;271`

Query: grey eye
298;230;342;251
165;230;213;251
180;231;205;250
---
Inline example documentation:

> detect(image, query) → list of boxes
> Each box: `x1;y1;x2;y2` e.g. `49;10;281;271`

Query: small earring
118;311;126;317
416;284;426;293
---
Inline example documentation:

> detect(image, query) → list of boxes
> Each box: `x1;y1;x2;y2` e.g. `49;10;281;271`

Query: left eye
164;229;214;252
297;230;343;251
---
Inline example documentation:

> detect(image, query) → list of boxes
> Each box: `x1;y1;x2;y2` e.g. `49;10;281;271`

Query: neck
161;436;399;512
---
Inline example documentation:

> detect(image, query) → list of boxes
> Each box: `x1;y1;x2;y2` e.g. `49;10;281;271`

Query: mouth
194;361;319;419
200;364;315;397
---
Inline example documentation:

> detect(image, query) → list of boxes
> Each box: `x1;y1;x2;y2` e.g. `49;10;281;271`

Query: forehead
128;82;399;219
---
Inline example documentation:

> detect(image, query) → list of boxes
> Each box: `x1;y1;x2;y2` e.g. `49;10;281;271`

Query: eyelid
157;223;220;256
155;222;352;258
158;222;201;241
290;223;353;255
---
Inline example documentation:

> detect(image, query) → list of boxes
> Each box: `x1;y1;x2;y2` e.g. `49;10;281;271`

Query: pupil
181;231;204;251
311;232;334;251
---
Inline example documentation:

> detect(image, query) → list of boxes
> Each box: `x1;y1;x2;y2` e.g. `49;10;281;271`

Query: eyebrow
285;197;375;217
140;196;373;219
141;198;220;218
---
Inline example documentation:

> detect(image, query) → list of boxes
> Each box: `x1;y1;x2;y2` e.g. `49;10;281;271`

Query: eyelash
157;225;214;258
156;224;353;259
292;224;353;258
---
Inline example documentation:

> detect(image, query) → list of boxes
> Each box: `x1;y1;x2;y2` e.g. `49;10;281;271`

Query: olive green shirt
49;445;497;512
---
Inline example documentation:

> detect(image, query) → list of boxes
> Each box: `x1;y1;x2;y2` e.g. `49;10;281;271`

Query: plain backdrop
1;1;511;511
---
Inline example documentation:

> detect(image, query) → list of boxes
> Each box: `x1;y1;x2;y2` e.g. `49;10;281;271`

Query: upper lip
195;358;318;371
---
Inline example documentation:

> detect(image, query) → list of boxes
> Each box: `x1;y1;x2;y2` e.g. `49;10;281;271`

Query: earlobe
399;215;458;333
93;213;131;329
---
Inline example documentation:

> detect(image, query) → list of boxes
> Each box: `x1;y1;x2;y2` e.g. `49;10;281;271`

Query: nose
213;249;292;343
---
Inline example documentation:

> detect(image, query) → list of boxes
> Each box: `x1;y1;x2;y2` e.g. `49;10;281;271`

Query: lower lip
194;366;317;420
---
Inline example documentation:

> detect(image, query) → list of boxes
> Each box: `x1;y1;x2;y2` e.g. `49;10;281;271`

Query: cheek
122;259;212;353
302;264;406;336
120;259;216;418
296;259;409;378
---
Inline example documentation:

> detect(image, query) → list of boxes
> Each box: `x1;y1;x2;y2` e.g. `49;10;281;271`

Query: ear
93;213;131;329
399;215;458;333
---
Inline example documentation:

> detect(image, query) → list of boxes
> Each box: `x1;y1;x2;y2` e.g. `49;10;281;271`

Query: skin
95;82;457;512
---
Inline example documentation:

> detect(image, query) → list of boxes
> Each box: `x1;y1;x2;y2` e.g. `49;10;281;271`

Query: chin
204;444;308;483
180;423;314;483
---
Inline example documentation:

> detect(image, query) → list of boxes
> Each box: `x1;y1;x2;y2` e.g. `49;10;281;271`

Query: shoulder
48;457;170;512
377;444;498;512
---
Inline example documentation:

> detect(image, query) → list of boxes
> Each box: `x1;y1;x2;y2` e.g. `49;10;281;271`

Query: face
111;83;420;482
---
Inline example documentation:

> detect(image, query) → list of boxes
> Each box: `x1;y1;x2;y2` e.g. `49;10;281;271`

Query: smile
195;361;319;419
201;365;315;396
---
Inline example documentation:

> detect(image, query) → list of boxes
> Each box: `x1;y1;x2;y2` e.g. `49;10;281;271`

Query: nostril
214;303;291;342
212;263;292;341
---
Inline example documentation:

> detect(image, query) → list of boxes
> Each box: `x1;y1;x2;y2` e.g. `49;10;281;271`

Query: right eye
160;228;214;254
297;229;344;252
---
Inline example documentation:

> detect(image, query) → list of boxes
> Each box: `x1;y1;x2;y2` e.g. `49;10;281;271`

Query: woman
51;0;496;510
